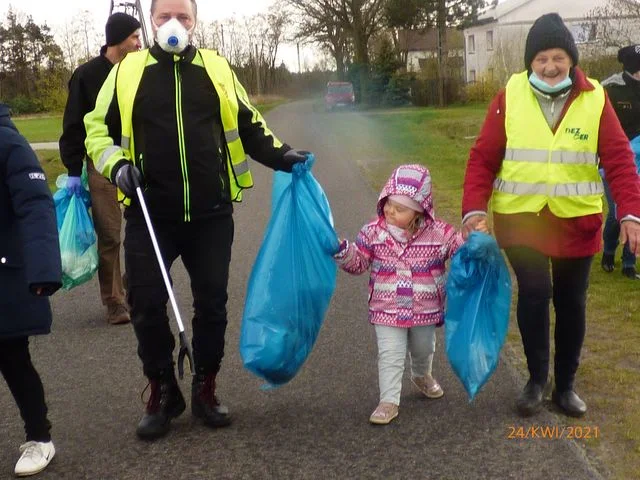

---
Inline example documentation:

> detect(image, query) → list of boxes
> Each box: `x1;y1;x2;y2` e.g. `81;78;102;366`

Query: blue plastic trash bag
444;232;512;401
631;135;640;173
240;154;340;387
53;174;98;290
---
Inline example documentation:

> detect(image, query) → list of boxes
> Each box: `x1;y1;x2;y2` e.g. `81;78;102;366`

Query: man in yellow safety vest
85;0;309;440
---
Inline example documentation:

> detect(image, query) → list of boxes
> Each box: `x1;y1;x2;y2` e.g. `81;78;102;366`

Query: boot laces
201;374;220;407
141;380;160;414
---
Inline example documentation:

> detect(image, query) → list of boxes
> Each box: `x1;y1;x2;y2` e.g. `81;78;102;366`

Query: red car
324;81;355;111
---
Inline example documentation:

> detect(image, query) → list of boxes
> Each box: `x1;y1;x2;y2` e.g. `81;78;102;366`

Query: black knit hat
105;13;141;47
618;45;640;74
524;13;579;68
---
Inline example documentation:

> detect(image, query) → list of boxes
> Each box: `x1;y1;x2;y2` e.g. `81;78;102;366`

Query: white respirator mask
153;18;191;54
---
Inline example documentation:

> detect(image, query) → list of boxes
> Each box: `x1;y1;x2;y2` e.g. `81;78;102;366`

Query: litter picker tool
132;175;195;379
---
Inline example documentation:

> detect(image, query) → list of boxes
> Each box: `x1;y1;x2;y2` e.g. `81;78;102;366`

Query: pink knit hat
387;194;424;212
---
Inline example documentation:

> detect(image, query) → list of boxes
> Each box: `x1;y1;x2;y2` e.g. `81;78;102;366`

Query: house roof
478;0;532;22
398;29;463;52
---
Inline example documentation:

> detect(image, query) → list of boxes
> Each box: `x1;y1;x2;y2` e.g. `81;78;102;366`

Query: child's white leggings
375;324;436;405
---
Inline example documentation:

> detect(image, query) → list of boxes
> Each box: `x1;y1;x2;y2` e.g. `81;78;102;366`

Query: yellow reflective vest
492;71;605;218
85;48;271;207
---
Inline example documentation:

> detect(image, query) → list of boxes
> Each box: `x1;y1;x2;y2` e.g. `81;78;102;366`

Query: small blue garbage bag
444;232;512;401
240;154;340;387
53;174;98;290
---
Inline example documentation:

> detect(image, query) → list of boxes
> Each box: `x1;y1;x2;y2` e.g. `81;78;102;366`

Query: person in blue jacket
0;104;62;476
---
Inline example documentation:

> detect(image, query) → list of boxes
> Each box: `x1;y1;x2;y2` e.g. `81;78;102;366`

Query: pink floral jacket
335;164;463;327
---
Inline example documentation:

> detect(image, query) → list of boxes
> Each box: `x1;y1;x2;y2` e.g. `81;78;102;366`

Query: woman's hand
462;214;487;239
475;218;490;234
620;220;640;255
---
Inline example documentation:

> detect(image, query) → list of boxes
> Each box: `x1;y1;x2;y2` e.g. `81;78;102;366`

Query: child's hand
474;219;490;234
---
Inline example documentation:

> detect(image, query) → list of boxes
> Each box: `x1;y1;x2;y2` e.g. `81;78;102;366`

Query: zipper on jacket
137;153;145;177
174;61;190;222
218;147;226;196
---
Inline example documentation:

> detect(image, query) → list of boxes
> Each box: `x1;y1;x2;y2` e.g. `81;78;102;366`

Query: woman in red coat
461;14;640;418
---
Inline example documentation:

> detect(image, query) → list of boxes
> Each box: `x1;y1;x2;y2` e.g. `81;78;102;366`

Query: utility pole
297;42;301;74
110;0;150;48
220;24;225;55
255;44;261;95
436;0;447;107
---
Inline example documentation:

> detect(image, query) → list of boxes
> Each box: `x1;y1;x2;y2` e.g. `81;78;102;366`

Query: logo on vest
565;127;589;141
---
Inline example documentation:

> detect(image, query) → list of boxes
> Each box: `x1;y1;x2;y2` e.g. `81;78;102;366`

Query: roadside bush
6;95;43;115
580;54;620;81
464;78;501;104
409;77;465;106
383;72;412;107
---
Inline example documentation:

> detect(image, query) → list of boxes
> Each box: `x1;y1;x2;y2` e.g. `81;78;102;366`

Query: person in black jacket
0;104;62;476
85;0;310;441
601;45;640;279
59;13;142;324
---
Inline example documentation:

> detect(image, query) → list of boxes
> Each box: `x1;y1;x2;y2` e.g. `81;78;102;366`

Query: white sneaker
14;441;55;477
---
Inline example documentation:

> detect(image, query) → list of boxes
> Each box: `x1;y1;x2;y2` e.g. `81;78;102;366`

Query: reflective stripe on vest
493;71;604;218
114;49;254;205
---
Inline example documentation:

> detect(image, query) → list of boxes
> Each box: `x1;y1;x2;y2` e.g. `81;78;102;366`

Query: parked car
324;81;355;111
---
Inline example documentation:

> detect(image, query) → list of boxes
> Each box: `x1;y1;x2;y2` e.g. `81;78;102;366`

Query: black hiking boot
552;390;587;418
516;380;546;417
192;373;232;428
601;253;614;273
136;373;186;440
622;266;640;280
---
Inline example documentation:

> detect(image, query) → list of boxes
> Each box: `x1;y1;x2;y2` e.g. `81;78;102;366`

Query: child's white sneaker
369;402;399;425
14;441;55;477
412;374;444;399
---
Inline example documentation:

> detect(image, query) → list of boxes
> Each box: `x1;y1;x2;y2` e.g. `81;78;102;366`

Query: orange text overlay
507;425;600;440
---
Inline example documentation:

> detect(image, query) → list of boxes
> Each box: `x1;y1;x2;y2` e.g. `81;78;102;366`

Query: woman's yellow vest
492;71;605;218
89;49;256;205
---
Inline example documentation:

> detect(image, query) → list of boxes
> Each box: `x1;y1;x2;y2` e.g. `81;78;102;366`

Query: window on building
468;35;475;53
469;70;476;83
568;22;597;44
486;30;494;51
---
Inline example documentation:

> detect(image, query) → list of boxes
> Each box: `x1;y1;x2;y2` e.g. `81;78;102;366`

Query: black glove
281;149;311;172
114;163;142;198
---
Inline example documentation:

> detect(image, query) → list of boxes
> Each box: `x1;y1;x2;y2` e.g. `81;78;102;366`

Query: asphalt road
1;101;605;480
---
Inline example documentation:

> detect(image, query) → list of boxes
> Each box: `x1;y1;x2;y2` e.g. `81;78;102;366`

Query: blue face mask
529;72;573;94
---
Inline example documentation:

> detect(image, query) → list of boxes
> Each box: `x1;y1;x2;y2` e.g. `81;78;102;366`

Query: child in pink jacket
335;164;486;424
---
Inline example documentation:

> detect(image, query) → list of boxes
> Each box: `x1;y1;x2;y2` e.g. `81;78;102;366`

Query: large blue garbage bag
53;174;98;290
631;135;640;173
444;232;512;401
240;155;340;386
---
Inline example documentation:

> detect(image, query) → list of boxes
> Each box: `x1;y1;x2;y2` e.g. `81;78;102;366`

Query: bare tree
285;0;350;79
55;9;101;70
584;0;640;55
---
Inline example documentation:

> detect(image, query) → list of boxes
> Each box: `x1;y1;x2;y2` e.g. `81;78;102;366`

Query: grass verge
325;104;639;480
13;96;287;146
35;150;66;192
13;115;62;143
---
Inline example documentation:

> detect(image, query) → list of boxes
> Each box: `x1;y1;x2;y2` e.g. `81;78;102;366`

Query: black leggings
0;337;51;442
504;247;593;392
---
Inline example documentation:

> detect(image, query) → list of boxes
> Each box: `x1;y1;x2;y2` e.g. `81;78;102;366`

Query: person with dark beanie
59;13;141;325
1;104;62;476
461;13;640;418
600;45;640;279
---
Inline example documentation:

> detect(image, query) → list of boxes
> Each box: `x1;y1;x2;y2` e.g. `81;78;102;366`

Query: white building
401;29;464;74
462;0;640;83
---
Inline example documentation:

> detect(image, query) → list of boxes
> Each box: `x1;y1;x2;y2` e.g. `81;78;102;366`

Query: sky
5;0;318;71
